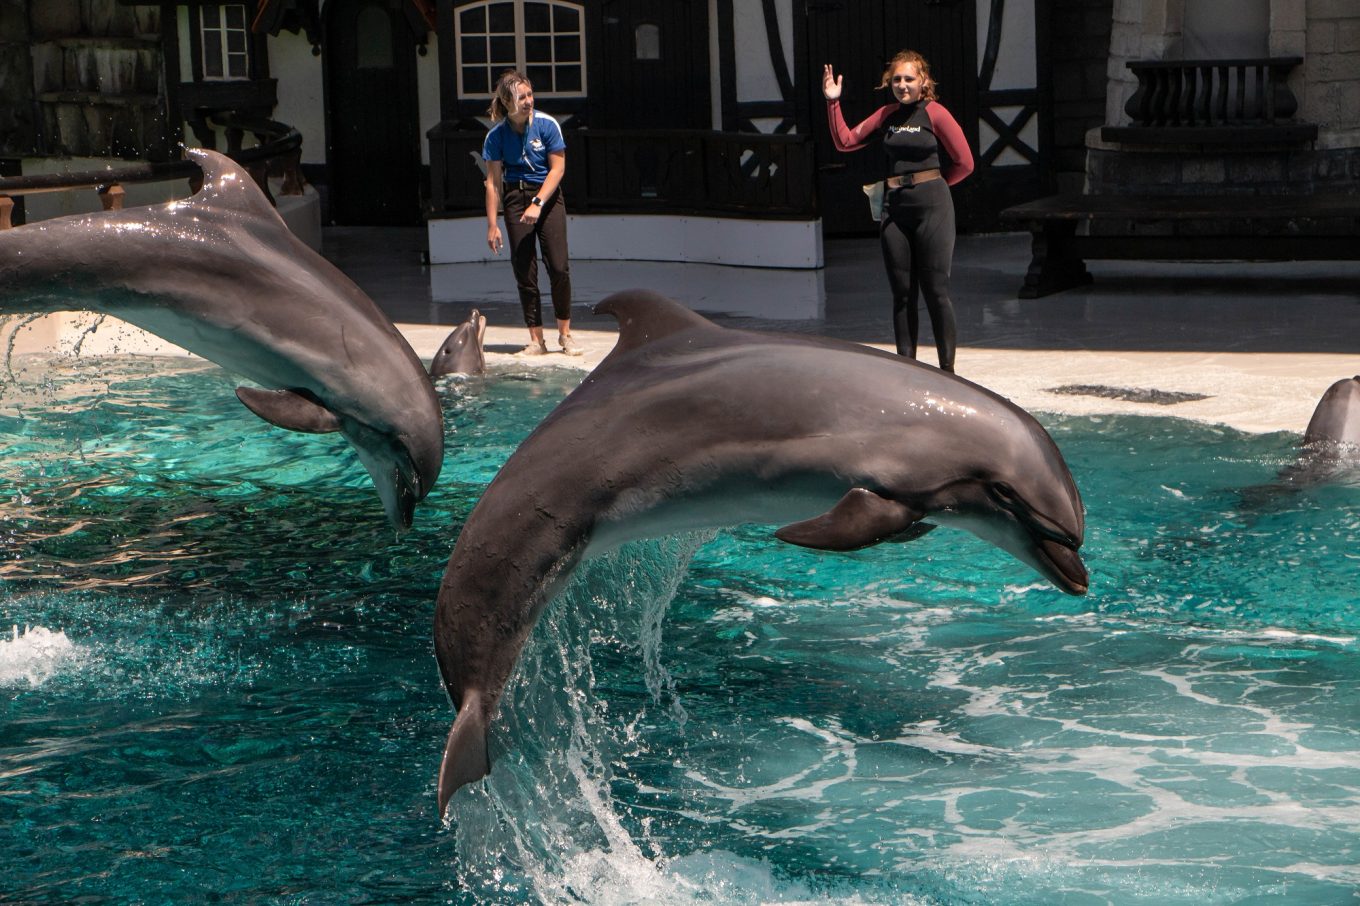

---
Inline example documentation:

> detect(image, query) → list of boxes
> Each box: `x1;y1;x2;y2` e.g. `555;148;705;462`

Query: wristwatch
531;196;543;207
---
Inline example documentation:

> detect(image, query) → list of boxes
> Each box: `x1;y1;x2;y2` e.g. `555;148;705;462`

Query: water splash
0;624;79;686
448;536;715;901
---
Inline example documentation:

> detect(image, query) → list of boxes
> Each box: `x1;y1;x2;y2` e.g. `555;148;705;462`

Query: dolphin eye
991;482;1020;506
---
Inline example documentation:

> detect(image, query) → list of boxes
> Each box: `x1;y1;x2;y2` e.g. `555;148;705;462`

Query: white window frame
454;0;587;99
200;4;250;81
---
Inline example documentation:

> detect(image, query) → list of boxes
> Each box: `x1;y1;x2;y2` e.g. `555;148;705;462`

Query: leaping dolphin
433;289;1088;815
429;309;487;377
0;149;443;528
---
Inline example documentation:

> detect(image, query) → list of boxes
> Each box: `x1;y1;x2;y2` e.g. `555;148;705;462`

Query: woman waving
824;51;973;372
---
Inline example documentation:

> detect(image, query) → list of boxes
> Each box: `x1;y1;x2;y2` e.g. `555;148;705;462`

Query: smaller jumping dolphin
429;309;487;377
432;289;1089;816
0;149;443;528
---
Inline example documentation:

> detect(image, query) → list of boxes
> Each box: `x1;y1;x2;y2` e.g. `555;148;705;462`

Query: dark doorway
805;0;978;234
593;0;709;128
325;0;423;224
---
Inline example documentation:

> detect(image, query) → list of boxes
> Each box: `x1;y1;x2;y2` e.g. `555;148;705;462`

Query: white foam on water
0;625;80;686
540;846;913;905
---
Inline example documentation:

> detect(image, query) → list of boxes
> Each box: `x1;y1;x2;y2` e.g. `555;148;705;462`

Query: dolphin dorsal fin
184;148;285;224
593;289;719;355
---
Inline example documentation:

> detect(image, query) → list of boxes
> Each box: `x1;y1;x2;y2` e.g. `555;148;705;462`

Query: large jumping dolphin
432;289;1088;815
0;149;443;528
429;309;487;377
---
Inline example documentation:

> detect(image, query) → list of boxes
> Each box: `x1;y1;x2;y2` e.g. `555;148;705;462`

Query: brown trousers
503;184;572;328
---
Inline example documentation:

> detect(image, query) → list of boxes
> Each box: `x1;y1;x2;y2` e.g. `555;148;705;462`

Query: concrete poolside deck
5;227;1354;435
333;227;1360;436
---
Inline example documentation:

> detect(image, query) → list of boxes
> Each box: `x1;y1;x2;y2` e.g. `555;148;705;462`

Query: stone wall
1086;138;1360;195
1297;1;1360;149
1091;0;1359;196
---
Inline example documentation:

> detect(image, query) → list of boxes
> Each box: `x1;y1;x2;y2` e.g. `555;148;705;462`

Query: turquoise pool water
3;357;1357;904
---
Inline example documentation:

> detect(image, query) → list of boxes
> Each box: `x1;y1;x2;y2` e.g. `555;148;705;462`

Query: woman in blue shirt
482;70;581;356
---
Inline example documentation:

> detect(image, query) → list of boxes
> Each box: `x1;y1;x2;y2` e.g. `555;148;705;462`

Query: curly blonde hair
878;50;937;102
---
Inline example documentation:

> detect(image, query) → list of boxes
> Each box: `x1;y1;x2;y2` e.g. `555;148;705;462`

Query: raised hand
822;64;843;100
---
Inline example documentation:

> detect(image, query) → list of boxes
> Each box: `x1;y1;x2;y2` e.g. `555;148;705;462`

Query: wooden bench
998;193;1360;298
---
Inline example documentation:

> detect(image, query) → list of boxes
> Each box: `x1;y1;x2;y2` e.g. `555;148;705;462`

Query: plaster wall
270;32;326;165
416;35;440;164
979;0;1038;90
975;0;1041;167
732;0;794;112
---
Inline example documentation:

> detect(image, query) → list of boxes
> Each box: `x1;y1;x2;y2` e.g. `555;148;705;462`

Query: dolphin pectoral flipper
437;692;491;817
775;488;925;551
235;386;342;434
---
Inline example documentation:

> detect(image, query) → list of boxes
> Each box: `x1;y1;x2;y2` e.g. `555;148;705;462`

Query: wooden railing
0;115;305;229
428;126;818;219
1103;57;1316;144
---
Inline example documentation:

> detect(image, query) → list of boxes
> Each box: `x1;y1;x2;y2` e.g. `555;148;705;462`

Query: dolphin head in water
0;148;443;528
429;309;487;377
1303;376;1360;449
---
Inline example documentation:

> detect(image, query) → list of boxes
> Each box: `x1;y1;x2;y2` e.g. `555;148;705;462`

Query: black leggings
879;179;957;371
503;186;572;328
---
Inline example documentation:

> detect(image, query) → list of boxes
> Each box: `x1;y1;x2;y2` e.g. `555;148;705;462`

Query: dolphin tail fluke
437;693;491;817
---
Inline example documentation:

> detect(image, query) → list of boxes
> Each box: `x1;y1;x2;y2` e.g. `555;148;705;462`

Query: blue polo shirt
482;112;566;185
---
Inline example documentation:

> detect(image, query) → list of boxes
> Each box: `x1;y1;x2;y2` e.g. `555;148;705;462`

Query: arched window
356;3;394;69
454;0;586;98
634;23;660;61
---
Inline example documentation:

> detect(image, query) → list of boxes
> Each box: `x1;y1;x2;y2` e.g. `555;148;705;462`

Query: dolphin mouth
1038;538;1089;595
349;432;436;531
388;465;421;530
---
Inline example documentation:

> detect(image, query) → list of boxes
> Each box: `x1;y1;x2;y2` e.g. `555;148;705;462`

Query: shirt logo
888;125;922;134
530;138;545;151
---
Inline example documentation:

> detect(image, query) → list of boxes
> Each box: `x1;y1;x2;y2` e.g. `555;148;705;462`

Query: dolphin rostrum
0;149;443;528
429;309;487;377
432;289;1088;815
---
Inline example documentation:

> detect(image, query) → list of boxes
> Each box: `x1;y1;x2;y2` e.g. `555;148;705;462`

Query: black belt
505;180;543;191
885;169;942;189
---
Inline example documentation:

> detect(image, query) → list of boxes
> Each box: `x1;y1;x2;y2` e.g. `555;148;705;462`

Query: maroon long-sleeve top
826;98;974;186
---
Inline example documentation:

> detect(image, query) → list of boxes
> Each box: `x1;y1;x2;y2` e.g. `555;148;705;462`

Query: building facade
2;1;1354;258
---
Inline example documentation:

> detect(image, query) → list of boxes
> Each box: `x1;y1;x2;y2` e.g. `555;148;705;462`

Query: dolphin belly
583;479;849;558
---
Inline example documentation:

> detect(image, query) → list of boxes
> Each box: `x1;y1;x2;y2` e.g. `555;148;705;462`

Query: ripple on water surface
2;360;1358;904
